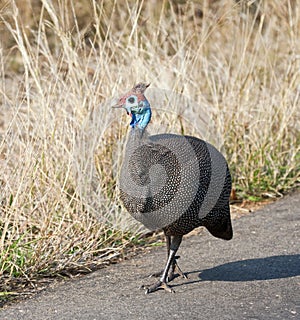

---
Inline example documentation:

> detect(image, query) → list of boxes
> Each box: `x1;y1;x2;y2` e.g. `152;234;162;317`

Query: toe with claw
141;281;175;294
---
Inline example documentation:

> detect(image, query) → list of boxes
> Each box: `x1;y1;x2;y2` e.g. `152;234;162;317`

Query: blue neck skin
130;108;152;130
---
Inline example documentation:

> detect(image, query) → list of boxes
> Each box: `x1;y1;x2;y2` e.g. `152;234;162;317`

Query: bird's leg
166;235;187;282
142;235;182;294
148;234;187;281
168;256;188;281
148;235;171;278
166;235;186;281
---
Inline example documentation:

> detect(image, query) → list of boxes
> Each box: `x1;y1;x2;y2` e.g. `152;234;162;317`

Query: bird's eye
128;97;135;104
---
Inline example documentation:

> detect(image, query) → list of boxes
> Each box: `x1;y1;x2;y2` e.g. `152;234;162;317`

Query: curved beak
112;101;131;115
112;102;124;109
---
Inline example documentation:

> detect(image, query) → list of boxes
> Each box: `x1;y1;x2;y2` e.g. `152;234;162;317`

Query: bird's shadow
172;254;300;287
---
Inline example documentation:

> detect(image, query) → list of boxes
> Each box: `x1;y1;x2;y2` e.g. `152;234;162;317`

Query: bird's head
112;82;151;130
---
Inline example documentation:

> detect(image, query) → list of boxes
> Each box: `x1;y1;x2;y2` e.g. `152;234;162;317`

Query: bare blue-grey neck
129;99;152;130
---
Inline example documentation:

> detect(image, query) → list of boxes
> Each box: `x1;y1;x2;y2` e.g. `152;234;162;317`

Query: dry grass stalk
0;0;299;295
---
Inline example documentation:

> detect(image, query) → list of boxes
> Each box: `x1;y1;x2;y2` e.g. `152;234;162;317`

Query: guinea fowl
113;83;233;294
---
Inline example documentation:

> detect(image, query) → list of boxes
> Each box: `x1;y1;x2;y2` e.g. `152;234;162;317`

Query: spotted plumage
113;83;233;293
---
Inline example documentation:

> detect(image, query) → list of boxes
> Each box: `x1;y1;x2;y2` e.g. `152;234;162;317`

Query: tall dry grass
0;0;299;296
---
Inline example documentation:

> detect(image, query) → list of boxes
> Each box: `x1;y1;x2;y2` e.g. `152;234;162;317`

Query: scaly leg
142;235;183;294
149;234;187;282
168;256;188;282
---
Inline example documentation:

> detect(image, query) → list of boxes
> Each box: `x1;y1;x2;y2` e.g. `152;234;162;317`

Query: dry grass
0;0;299;298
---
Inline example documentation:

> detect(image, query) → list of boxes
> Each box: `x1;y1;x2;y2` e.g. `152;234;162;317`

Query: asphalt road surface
1;191;299;320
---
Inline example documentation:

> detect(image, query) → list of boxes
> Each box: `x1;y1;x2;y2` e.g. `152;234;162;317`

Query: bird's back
120;131;232;240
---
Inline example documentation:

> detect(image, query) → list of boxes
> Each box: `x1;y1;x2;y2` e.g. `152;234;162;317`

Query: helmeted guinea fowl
113;83;233;294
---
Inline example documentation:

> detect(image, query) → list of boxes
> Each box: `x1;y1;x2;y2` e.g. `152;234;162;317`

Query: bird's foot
141;281;175;294
172;261;188;281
